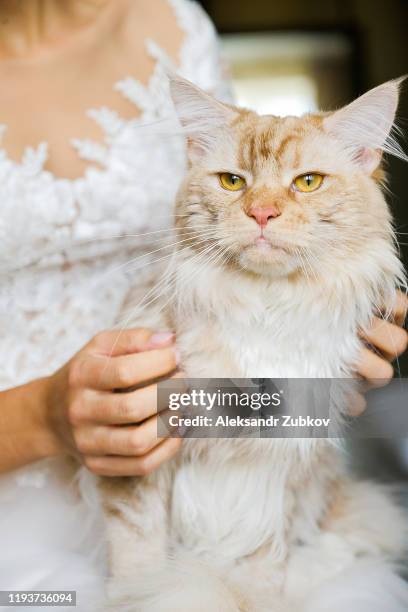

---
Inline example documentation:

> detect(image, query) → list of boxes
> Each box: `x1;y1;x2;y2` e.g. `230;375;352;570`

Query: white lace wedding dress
0;1;230;608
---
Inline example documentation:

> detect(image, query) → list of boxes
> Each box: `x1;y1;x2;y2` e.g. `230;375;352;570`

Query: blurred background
199;0;408;483
199;0;408;373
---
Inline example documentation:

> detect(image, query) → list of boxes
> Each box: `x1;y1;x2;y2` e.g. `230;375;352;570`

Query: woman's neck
0;0;117;58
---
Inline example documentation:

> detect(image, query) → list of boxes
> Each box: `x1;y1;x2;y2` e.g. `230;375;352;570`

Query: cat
99;75;408;611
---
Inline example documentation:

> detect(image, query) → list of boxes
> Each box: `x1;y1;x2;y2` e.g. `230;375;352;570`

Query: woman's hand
349;291;408;415
357;291;408;381
45;328;182;477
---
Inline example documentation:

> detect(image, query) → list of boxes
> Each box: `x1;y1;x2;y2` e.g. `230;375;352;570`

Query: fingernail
149;331;175;346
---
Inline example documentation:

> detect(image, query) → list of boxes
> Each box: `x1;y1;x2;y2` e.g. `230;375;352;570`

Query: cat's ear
323;78;406;174
168;73;239;161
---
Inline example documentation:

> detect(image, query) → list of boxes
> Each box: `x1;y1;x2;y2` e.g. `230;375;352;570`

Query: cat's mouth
236;232;300;276
234;228;299;273
253;235;291;253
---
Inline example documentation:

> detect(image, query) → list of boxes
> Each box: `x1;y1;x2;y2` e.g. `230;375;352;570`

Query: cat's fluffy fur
100;76;408;611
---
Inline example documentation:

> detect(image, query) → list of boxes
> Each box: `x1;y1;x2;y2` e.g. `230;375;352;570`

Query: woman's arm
0;377;60;473
0;328;181;475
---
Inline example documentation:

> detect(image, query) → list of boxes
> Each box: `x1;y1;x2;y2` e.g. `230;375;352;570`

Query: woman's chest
0;112;186;272
0;0;183;180
0;0;190;271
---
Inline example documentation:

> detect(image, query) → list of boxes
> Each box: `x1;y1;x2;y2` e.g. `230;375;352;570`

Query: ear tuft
167;72;239;160
324;77;407;173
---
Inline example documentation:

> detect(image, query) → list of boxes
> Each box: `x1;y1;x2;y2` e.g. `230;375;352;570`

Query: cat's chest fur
178;315;359;378
168;439;339;566
173;262;363;379
154;254;391;563
170;455;284;562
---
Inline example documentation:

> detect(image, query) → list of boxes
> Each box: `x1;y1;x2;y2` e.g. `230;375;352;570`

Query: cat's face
171;77;404;279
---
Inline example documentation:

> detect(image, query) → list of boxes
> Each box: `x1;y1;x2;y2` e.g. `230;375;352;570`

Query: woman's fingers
77;385;166;425
95;385;161;424
69;372;187;427
75;413;171;456
83;437;182;476
71;346;179;390
389;290;408;327
351;294;407;413
361;316;408;362
348;392;367;417
356;347;394;386
90;386;158;424
87;328;175;356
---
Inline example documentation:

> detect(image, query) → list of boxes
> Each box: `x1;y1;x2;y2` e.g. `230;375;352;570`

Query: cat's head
169;75;406;284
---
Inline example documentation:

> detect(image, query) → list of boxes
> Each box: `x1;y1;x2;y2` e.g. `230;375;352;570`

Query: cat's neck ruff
171;240;400;379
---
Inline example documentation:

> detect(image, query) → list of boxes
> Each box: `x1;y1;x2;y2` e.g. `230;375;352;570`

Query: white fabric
0;1;229;608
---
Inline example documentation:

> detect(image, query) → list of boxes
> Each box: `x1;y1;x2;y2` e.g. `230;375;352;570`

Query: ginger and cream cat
101;76;408;611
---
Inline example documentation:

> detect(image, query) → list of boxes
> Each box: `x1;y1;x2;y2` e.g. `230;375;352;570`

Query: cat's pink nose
249;206;281;227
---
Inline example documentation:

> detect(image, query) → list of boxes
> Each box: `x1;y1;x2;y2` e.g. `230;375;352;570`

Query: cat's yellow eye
219;173;246;191
293;173;324;193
